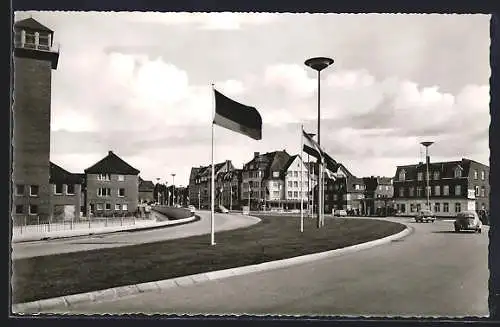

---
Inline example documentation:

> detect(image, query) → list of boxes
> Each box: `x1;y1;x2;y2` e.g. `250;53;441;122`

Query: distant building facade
283;155;316;211
361;176;394;216
49;162;84;222
138;177;155;204
189;161;235;209
392;157;489;217
84;151;140;216
323;164;365;214
12;18;60;223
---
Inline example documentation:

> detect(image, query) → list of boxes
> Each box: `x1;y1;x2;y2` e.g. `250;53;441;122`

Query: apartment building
84;151;140;216
241;151;290;210
392;157;489;217
283;155;316;210
324;164;365;214
189;161;234;209
48;162;84;222
12;18;60;223
361;176;394;216
138;177;155;204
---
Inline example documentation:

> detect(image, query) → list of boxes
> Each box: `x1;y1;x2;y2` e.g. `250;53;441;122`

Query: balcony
14;40;60;53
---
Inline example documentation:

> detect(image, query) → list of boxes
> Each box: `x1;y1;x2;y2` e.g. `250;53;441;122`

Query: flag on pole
302;129;323;160
213;89;262;140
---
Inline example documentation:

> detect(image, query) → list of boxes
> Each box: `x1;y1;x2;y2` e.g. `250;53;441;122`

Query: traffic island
12;215;406;305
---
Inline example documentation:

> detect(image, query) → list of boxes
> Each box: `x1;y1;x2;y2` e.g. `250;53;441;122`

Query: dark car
415;209;436;223
454;210;482;233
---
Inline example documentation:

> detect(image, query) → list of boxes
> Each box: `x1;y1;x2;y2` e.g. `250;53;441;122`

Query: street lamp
156;178;160;205
420;141;434;211
171;173;176;206
305;57;334;228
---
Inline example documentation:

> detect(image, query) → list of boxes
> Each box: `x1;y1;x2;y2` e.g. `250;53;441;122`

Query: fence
12;212;154;237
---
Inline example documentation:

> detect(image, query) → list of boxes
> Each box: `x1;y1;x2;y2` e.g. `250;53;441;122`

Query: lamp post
171;173;176;206
420;141;434;211
305;57;334;228
156;178;160;205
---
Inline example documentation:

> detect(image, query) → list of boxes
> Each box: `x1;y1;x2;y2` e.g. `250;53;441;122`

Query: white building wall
394;198;474;217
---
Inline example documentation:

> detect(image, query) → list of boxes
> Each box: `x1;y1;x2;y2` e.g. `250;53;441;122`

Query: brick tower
12;17;59;222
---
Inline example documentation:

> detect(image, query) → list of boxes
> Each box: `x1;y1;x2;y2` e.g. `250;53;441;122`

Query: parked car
333;209;348;217
415;209;436;223
187;205;196;214
454;210;482;233
215;205;229;213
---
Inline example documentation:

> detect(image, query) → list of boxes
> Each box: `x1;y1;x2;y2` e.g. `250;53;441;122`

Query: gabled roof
49;162;84;184
189;167;202;181
139;179;155;192
265;151;291;180
14;17;53;32
84;151;140;175
394;158;484;181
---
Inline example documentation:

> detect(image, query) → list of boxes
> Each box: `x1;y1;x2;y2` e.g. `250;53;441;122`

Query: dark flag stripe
303;144;322;160
213;89;262;140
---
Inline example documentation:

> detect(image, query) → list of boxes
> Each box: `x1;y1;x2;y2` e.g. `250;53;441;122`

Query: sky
14;12;491;186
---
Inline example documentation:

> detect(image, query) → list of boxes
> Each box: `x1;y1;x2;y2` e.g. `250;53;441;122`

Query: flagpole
300;125;304;233
210;83;216;246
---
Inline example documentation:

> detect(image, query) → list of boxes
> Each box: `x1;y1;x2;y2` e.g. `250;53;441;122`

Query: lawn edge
12;220;411;314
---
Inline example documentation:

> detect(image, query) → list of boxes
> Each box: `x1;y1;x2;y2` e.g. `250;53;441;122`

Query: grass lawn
12;215;405;304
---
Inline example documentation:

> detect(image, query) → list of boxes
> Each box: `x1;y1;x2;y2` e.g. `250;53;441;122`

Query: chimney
108;150;113;155
254;152;260;158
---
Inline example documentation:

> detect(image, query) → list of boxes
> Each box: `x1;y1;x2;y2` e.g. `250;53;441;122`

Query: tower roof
84;151;140;175
14;17;53;33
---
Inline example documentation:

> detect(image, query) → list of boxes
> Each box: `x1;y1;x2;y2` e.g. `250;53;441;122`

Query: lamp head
420;141;434;148
305;57;334;72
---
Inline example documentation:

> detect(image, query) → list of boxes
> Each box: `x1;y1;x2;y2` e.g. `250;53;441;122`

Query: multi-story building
392;157;489;217
84;151;140;216
325;164;365;214
361;176;394;216
49;162;84;222
12;18;60;223
282;155;316;211
190;161;235;209
217;169;242;210
138;177;155;204
242;151;290;210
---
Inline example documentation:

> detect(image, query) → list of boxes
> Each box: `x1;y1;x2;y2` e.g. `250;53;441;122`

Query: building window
433;171;440;180
115;204;121;211
410;204;415;212
434;202;441;213
416;187;423;197
98;174;111;181
399;187;404;197
416;203;421;212
475;186;480;197
96;203;104;211
399;170;406;181
15;205;23;214
15;184;25;196
474;170;478;180
293;191;298;197
293;171;297;177
67;184;75;195
29;204;38;215
30;185;39;197
54;184;63;195
288;181;292;188
443;203;449;212
122;204;128;211
293;181;298;188
481;171;485;180
417;172;423;181
118;175;125;181
98;188;111;197
25;32;35;46
455;185;461;196
454;167;462;178
409;187;415;197
481;186;486;197
118;188;125;197
434;186;440;196
273;171;279;178
333;194;338;201
455;202;461;213
273;191;279;197
288;191;292;197
105;203;111;210
443;185;449;196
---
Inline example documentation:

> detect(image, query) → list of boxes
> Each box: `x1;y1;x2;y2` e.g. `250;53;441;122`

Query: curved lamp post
305;57;334;228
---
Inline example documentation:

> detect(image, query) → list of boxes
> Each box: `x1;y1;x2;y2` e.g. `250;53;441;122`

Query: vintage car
454;210;482;233
415;209;436;223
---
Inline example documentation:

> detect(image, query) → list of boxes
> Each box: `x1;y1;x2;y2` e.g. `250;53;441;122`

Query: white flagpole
210;84;216;246
300;125;304;233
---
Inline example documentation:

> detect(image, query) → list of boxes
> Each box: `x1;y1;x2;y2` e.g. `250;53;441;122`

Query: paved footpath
12;211;260;260
49;217;488;317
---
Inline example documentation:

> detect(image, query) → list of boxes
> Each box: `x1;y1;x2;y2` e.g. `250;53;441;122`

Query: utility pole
421;141;434;211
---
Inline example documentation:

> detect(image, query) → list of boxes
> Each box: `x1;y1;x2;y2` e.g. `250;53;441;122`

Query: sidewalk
12;215;197;243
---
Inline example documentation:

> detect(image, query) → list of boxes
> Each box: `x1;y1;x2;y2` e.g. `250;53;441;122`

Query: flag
265;187;270;195
213;89;262;140
323;152;340;173
302;129;323;160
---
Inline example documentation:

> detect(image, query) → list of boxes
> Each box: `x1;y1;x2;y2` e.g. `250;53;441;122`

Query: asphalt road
12;211;260;260
52;217;489;317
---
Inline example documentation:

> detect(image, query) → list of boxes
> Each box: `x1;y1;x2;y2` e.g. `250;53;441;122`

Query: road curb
12;221;411;314
12;215;198;243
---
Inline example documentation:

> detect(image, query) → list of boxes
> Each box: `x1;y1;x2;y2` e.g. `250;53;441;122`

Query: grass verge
12;216;405;304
